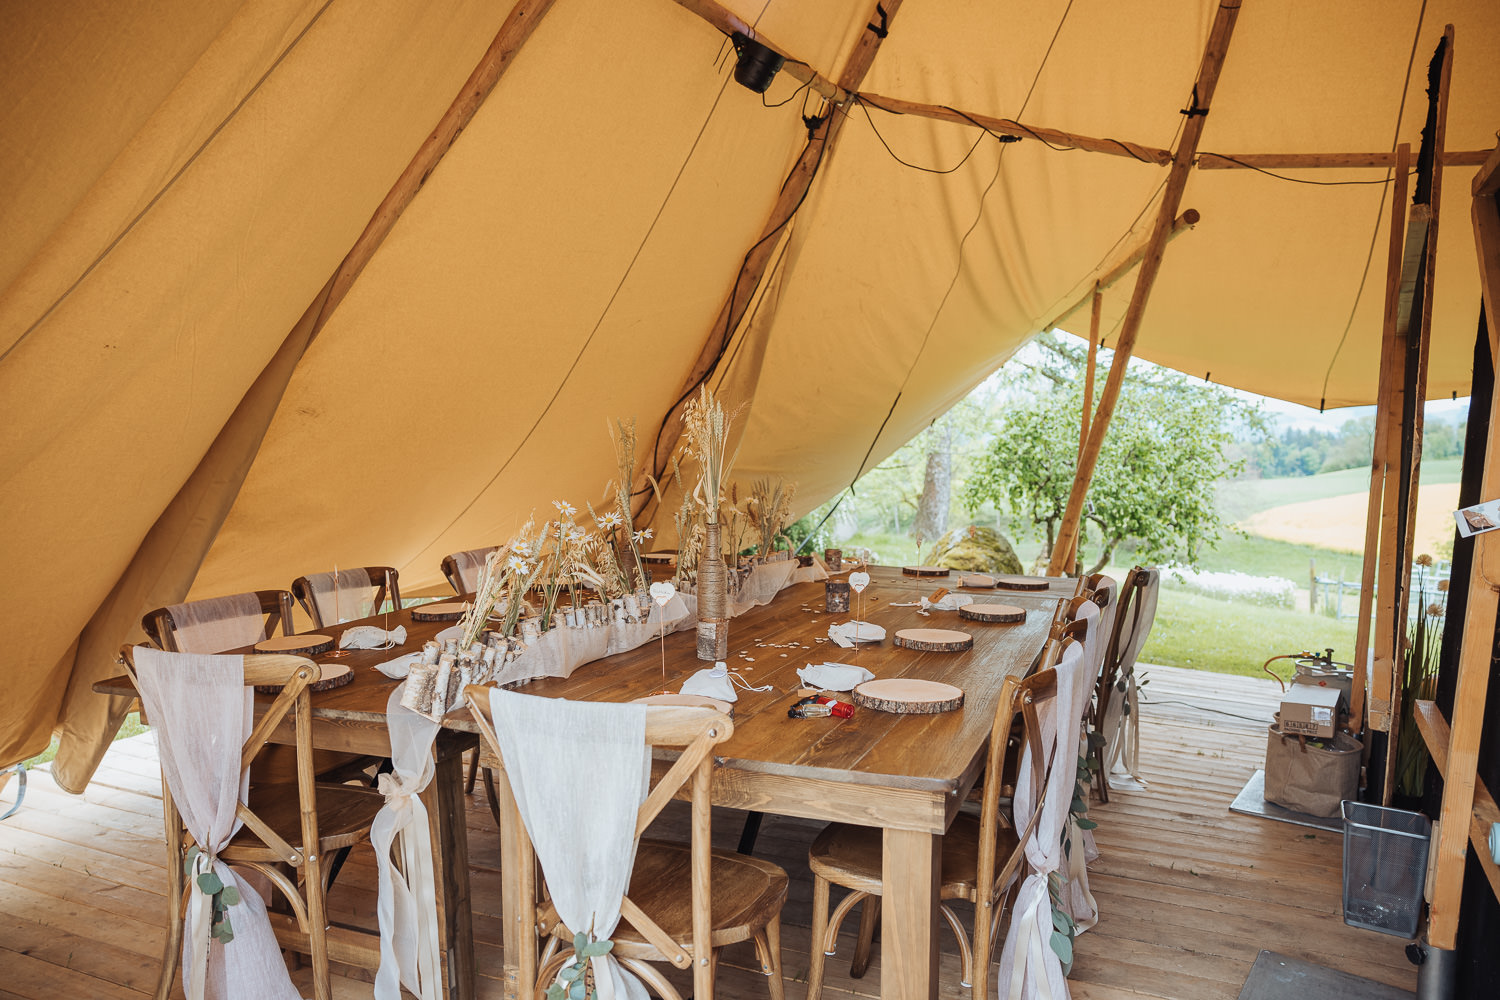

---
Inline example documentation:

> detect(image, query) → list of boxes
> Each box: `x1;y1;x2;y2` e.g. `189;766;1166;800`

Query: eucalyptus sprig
185;846;239;945
545;931;615;1000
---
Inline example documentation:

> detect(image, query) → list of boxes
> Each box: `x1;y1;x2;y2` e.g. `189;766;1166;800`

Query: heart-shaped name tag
849;571;870;593
650;581;677;606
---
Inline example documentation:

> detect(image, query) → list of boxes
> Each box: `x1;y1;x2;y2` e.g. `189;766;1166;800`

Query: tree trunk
912;423;953;544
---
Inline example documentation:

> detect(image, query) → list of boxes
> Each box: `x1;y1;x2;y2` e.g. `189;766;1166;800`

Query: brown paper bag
1263;723;1362;817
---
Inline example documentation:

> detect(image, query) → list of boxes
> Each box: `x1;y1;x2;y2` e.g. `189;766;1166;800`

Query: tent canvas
1;0;1497;786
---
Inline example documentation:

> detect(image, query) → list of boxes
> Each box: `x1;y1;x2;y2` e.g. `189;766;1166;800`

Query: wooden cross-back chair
465;687;790;1000
123;647;384;1000
804;662;1063;1000
290;566;402;628
141;590;295;652
1091;566;1160;801
441;545;501;596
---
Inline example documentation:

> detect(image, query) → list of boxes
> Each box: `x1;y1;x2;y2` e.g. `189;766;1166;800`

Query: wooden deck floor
0;664;1418;999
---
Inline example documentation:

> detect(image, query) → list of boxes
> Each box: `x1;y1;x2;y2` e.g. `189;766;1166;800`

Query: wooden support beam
643;1;902;519
310;0;557;341
1415;701;1500;906
1041;209;1200;335
1381;27;1453;804
1196;148;1490;170
857;93;1172;165
1046;1;1242;576
1473;143;1500;361
1351;144;1412;736
1368;202;1430;734
671;0;841;101
1067;288;1103;573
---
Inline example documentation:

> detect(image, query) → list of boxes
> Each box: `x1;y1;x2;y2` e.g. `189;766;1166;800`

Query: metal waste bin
1341;800;1431;938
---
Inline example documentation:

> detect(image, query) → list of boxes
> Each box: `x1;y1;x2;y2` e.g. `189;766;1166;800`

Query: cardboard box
1279;684;1342;738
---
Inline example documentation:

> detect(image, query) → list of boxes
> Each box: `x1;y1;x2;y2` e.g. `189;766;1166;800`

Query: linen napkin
340;625;408;649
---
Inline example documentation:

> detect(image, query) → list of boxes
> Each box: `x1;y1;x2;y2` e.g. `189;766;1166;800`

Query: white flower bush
1161;566;1297;609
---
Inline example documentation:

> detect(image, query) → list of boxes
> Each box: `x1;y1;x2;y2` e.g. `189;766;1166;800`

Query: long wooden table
101;566;1058;999
483;566;1061;999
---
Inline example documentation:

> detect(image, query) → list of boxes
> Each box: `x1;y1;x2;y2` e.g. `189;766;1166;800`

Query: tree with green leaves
960;335;1256;574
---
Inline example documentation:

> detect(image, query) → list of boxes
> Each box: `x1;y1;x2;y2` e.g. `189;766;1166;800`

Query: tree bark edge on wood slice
902;565;951;577
253;634;335;655
958;604;1027;624
853;678;965;714
994;577;1050;592
255;663;354;694
410;602;469;621
892;628;974;652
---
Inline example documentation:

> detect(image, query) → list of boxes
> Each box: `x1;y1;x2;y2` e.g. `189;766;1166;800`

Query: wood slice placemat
957;573;997;588
892;627;974;652
253;634;334;656
410;601;468;622
901;565;951;577
994;576;1050;592
959;603;1027;624
630;693;734;717
853;678;965;714
255;663;353;694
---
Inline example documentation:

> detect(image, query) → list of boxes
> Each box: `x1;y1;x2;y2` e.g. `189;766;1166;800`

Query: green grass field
1139;589;1360;678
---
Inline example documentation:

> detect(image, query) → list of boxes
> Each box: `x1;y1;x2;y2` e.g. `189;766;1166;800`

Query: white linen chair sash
167;593;266;654
133;649;302;1000
997;641;1083;1000
306;567;375;625
372;685;443;1000
1103;569;1160;788
1065;605;1102;931
488;689;651;1000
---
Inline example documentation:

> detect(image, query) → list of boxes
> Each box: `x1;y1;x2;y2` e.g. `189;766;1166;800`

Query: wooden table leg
426;735;477;1000
498;770;537;999
881;827;940;1000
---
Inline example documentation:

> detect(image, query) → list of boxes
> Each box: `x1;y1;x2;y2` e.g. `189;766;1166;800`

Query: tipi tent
2;0;1497;791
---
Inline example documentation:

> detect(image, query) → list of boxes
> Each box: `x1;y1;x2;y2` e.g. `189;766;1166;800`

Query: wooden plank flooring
0;664;1418;998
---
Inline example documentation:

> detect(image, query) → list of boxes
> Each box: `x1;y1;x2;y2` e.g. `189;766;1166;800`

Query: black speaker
731;31;784;94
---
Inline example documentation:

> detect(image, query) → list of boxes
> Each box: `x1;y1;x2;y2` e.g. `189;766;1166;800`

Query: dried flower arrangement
681;385;741;526
749;476;797;558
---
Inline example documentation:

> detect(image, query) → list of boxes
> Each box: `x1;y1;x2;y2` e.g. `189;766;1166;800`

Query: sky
1235;390;1472;433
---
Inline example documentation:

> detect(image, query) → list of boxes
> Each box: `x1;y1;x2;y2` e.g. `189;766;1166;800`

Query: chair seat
224;782;384;862
541;838;789;959
808;814;1019;902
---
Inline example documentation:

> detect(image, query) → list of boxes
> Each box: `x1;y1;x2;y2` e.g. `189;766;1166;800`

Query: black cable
854;98;992;174
762;74;812;109
847;0;1076;485
1144;697;1273;725
1316;0;1429;408
648;99;836;478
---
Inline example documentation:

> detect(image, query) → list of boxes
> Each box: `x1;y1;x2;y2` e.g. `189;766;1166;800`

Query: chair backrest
441;546;501;595
142;590;296;653
123;646;324;865
291;566;401;628
1099;567;1160;696
976;661;1061;911
465;686;732;994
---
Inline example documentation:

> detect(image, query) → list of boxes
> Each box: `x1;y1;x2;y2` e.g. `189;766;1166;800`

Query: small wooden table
97;615;482;1000
485;566;1059;999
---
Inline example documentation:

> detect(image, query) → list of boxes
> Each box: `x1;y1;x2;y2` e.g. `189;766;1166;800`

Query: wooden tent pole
857;93;1171;165
1197;148;1488;170
642;0;903;520
1381;27;1453;804
1046;1;1242;577
1428;138;1500;952
1351;143;1412;736
671;0;841;101
1042;209;1200;335
1067;287;1103;572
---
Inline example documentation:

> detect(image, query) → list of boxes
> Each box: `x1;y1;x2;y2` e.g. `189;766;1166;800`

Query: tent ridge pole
1045;0;1242;576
